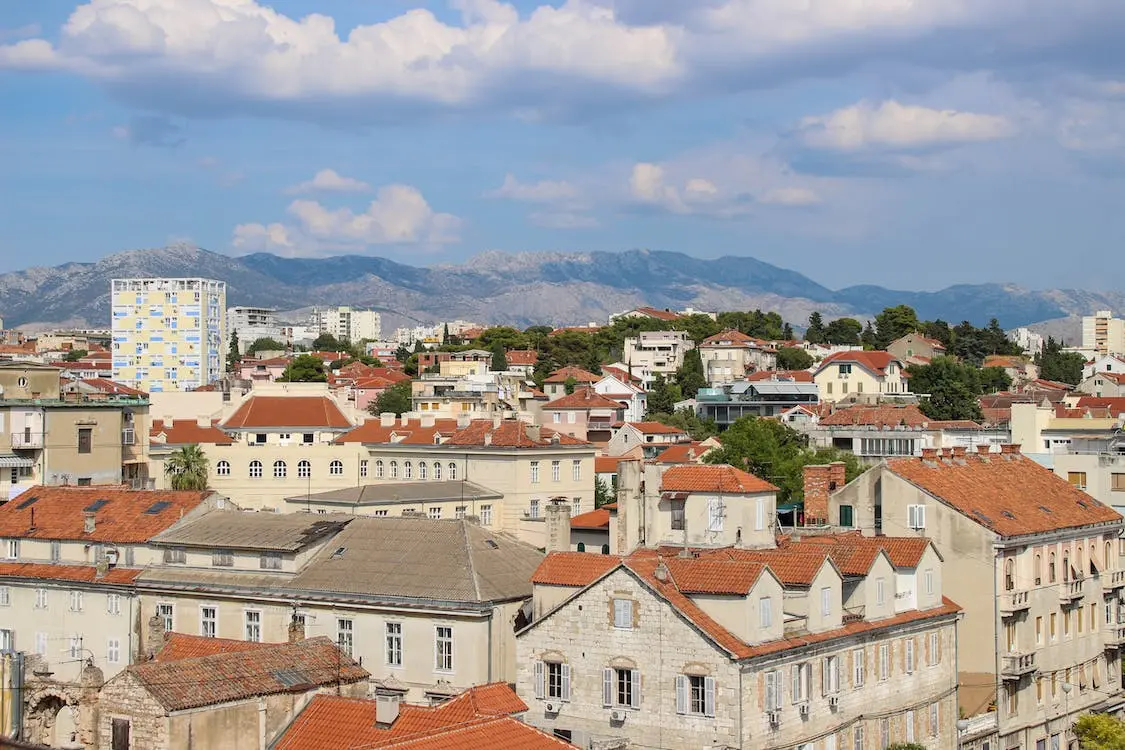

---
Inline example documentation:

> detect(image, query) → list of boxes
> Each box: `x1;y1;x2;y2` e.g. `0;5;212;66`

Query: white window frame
821;586;831;617
791;662;812;704
107;638;121;664
35;588;47;609
4;539;18;560
572;460;581;482
337;618;354;656
853;648;865;687
907;504;926;530
385;622;403;667
878;644;890;681
157;602;174;632
435;625;453;672
924;568;934;595
106;593;121;615
708;498;724;532
676;673;716;717
428;507;442;520
613;598;634;630
244;610;262;642
0;587;9;607
480;505;492;526
530;461;540;484
876;577;886;606
822;655;840;695
905;638;915;674
759;597;773;629
764;669;782;710
201;606;217;638
552;460;561;482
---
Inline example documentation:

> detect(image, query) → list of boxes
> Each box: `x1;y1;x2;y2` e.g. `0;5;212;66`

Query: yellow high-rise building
111;278;227;393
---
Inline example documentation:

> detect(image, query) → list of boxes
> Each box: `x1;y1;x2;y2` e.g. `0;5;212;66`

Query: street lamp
955;719;969;748
1061;682;1073;750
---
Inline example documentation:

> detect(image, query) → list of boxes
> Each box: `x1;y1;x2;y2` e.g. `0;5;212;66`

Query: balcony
1106;570;1125;591
842;605;866;624
1059;579;1085;604
1000;652;1037;680
1105;624;1125;649
11;433;43;449
1000;590;1031;617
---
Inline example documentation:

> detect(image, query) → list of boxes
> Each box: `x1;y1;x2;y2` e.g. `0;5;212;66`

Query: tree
782;322;794;341
646;374;682;416
478;326;529;351
906;357;985;421
980;366;1013;394
312;332;350;352
1037;336;1085;385
647;408;718;441
164;444;210;491
564;375;578;395
676;349;707;399
919;319;953;348
247;337;287;356
823;318;863;346
672;314;721;345
64;349;88;362
805;312;826;344
491;344;508;372
775;347;814;371
280;354;328;383
442;323;450;344
395;344;411;362
594;476;614;509
369;380;412;416
860;321;878;349
226;331;240;372
1073;713;1125;750
874;305;921;349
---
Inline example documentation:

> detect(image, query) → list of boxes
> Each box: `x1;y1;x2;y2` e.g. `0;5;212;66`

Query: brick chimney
544;499;572;553
145;613;166;659
951;446;967;458
920;447;940;461
287;611;305;643
802;463;846;525
976;444;992;461
1000;443;1021;456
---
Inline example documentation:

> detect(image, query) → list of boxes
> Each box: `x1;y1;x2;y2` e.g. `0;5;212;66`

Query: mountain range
0;245;1120;334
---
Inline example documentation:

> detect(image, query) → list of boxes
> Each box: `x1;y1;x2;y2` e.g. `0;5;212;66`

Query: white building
1009;327;1045;355
1083;311;1125;356
111;278;227;393
622;331;694;387
226;306;282;352
310;306;381;343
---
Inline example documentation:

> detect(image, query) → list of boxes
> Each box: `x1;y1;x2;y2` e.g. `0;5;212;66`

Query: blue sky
2;0;1125;291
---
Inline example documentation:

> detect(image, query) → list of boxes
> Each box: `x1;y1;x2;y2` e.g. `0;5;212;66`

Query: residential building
226;306;282;352
1083;310;1125;356
543;389;627;444
1078;371;1125;398
416;349;492;373
517;535;960;750
593;371;647;423
1011;400;1122;460
1083;354;1125;381
604;422;690;459
111;277;227;393
698;329;777;384
611;306;683;323
98;635;368;750
543;366;601;399
236;355;290;383
695;378;819;427
282;480;503;517
135;514;542;704
886;333;947;364
984;355;1039;386
310;305;382;343
272;682;570;749
827;445;1125;749
1010;327;1045;355
0;362;150;494
505;349;539;376
622;330;695;387
813;351;910;403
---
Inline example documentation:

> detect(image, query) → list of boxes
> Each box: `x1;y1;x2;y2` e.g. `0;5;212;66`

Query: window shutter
919;505;926;528
704;676;716;718
822;658;830;696
792;664;801;702
534;661;545;700
805;664;813;701
603;668;613;707
765;670;777;710
755;498;765;531
907;639;915;673
630;669;641;708
561;664;571;702
675;675;687;715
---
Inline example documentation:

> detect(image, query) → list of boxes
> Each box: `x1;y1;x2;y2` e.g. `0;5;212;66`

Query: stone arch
25;685;82;747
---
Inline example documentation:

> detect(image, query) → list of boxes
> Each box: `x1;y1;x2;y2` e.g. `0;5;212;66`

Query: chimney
195;415;210;428
420;413;435;428
525;424;541;443
920;447;940;462
941;448;953;458
287;611;305;643
615;460;643;555
951;446;967;458
976;444;992;460
83;512;96;534
375;694;401;728
380;412;395;427
95;557;109;579
146;613;166;658
1000;443;1021;456
545;500;572;553
801;465;833;526
399;414;409;427
456;412;472;429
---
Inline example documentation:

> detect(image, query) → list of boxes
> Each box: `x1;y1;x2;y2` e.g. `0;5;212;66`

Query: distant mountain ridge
0;245;1120;333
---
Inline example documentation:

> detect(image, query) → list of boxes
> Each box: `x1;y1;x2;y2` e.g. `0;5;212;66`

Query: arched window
449;462;457;481
1063;551;1071;582
1035;553;1042;585
390;461;399;479
297;460;311;479
1077;548;1084;578
375;460;384;479
404;461;413;480
600;544;610;555
1004;558;1015;592
329;460;344;476
577;542;586;552
1107;542;1114;571
249;460;263;479
1091;543;1099;574
216;460;230;477
419;462;428;480
433;462;442;480
1049;552;1057;583
273;460;287;479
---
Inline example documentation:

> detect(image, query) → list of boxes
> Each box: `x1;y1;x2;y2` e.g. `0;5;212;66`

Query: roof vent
330;546;347;559
144;501;172;515
485;539;499;549
16;496;38;510
1001;511;1016;520
83;499;110;513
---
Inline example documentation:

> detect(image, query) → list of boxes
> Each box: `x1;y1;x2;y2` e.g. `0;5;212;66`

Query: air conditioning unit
767;710;781;727
544;701;559;714
828;696;840;709
798;702;810;717
610;709;626;722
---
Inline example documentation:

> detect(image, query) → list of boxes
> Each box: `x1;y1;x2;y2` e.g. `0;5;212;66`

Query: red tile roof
150;419;232;445
653;442;712;464
695;548;830;586
545;388;626;410
746;370;815;382
543;366;600;384
887;454;1122;538
273;683;563;750
624;421;687;435
701;329;760;348
1075;397;1125;417
983;355;1029;370
505;349;538;366
128;637;367;712
0;486;212;543
776;532;933;572
0;562;140;585
531;552;621;586
443;420;589;447
154;633;274;662
79;378;148;397
815;350;902;377
601;365;642;384
1091;372;1125;385
663;557;768;595
335;418;461;445
594;456;627;474
569;507;611;531
660;464;777;494
630;306;682;322
222;395;352;430
819;403;929;428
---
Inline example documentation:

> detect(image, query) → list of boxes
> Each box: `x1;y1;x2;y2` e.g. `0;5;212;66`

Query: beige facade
814;354;909;403
1083;311;1125;356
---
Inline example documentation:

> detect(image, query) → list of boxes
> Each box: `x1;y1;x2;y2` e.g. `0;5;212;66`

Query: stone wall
803;462;847;524
98;671;170;750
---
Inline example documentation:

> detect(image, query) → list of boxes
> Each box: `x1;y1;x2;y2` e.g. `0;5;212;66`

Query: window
385;623;403;666
404;461;413;479
755;497;766;531
245;611;262;642
35;588;48;609
676;674;716;717
359;459;369;479
417;461;427;480
573;460;581;481
433;462;441;480
839;504;854;527
853;648;865;687
613;598;633;629
428;507;442;520
448;463;457;480
764;669;782;710
249;460;263;478
330;460;344;476
907;504;926;530
905;638;915;673
1050;612;1057;640
480;505;492;526
928;632;939;665
1114;473;1125;492
69;590;84;612
878;644;889;681
0;587;8;607
212;549;233;567
791;662;812;703
68;635;81;659
759;597;773;629
572;498;581;517
260;551;282;570
455;506;467;519
535;660;572;701
1037;676;1044;704
157;603;174;632
905;709;915;743
201;606;217;638
1068;472;1088;490
163;547;186;564
78;428;92;454
1007;684;1019;716
374;460;384;479
823;655;841;694
671;505;685;531
1004;557;1015;591
876;577;885;606
530;461;540;484
216;460;230;477
854;725;864;750
1064;610;1071;637
821;587;832;617
389;461;398;479
529;498;540;519
707;498;724;532
604;667;640;708
924;568;934;596
297;460;311;479
435;626;453;671
1035;553;1043;584
337;618;354;656
108;638;121;664
0;629;12;652
1049;552;1057;583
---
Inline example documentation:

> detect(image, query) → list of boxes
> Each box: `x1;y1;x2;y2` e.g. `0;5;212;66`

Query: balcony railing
1106;570;1125;590
1060;579;1085;603
1000;652;1037;679
1105;624;1125;648
842;605;866;624
1000;590;1031;616
10;433;43;449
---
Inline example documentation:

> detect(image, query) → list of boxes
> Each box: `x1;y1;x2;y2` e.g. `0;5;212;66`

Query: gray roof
751;382;820;396
288;516;542;603
151;510;352;551
283;480;502;507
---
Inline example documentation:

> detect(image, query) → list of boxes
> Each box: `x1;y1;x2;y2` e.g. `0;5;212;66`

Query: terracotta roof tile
624;421;687;435
153;633;274;662
815;350;903;377
887;454;1122;538
505;350;539;366
819;403;929;428
594;456;627;473
701;329;761;348
697;548;829;586
630;307;682;322
601;365;642;384
1075;397;1125;416
443;420;588;447
335;418;461;445
0;486;212;543
544;388;626;410
79;378;148;397
653;442;712;464
569;507;611;531
1092;372;1125;385
663;557;767;595
150;419;232;445
222;396;352;430
531;552;621;586
0;562;139;585
543;366;600;384
660;464;777;494
745;370;815;382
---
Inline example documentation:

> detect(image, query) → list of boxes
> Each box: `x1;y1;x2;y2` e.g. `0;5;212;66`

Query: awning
776;503;802;512
0;455;34;469
660;492;689;502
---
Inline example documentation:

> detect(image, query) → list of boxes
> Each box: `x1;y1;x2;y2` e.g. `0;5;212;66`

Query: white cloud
232;184;461;256
286;169;371;195
489;173;579;202
795;100;1015;151
760;186;822;206
630;163;733;215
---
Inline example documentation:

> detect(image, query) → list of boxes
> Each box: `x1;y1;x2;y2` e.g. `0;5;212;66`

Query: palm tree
165;444;210;491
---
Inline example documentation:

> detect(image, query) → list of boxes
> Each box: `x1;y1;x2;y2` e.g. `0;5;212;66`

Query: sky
1;0;1125;292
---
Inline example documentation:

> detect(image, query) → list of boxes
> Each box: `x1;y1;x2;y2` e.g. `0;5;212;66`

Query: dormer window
3;540;17;560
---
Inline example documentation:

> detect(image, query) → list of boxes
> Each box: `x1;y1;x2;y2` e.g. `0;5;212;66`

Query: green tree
404;354;420;376
280;354;328;383
164;444;210;491
594;476;614;509
980;366;1013;394
672;314;721;345
394;344;411;363
676;349;707;399
805;312;826;344
1037;336;1085;385
478;326;529;351
64;349;89;362
919;319;953;348
646;374;682;416
312;332;350;352
369;380;412;416
226;331;240;373
647;408;718;441
1073;713;1125;750
564;375;578;395
860;321;878;349
823;318;863;346
247;337;287;356
442;322;450;344
491;344;508;372
775;347;814;371
874;305;921;349
906;357;986;421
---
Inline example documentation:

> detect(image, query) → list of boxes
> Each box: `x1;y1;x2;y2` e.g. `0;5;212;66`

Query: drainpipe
12;652;23;740
258;697;267;750
486;609;494;683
